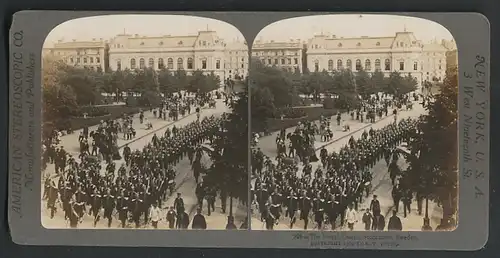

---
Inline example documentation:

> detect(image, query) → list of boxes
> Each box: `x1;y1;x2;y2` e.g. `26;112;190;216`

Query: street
42;98;247;229
251;100;443;231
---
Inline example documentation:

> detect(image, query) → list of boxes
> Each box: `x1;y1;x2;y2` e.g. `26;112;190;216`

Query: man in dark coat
362;209;373;231
370;195;381;217
178;211;190;229
372;214;385;231
166;206;176;229
387;210;403;231
191;208;207;229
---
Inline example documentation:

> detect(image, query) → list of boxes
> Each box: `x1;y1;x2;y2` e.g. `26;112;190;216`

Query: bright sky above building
43;14;245;47
43;14;455;48
255;14;454;43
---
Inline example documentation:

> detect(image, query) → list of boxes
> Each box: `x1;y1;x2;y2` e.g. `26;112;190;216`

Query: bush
274;107;307;119
126;95;139;107
138;91;162;107
79;107;109;117
323;97;335;109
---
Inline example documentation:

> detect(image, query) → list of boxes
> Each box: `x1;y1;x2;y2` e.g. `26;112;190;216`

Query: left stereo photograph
40;14;250;230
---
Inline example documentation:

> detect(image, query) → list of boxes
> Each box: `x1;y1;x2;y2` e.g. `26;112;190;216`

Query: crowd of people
41;89;243;229
251;92;425;231
252;117;420;230
43;114;225;228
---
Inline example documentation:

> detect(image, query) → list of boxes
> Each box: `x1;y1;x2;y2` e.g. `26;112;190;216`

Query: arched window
375;59;381;70
328;60;334;71
281;59;285;65
139;58;145;69
355;59;362;71
148;58;154;68
346;59;352;70
365;59;371;71
201;59;207;69
130;58;136;69
187;58;193;69
337;59;343;70
314;60;319;72
177;58;183;69
116;59;122;70
216;60;221;69
384;59;391;71
158;58;164;69
167;58;174;69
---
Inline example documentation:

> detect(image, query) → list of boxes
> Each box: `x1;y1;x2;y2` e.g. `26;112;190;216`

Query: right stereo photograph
249;14;458;232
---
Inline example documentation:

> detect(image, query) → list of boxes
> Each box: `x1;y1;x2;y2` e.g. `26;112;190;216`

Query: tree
419;67;458;227
203;87;249;226
251;86;275;133
158;68;176;97
401;73;419;95
201;71;221;93
42;57;79;135
58;66;102;105
330;69;359;109
355;68;372;99
371;69;387;93
250;59;297;108
395;67;458;229
133;67;158;94
385;72;417;98
173;69;189;92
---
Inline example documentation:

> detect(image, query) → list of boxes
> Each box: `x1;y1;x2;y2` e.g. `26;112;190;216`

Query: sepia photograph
249;14;458;232
41;14;249;230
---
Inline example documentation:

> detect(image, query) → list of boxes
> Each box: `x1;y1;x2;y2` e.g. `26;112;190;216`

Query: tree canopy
204;87;249;203
396;67;458;224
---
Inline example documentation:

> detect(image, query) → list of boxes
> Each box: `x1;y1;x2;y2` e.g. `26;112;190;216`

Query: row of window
262;58;300;66
314;59;421;72
117;57;221;70
69;56;101;64
312;40;418;49
253;50;300;57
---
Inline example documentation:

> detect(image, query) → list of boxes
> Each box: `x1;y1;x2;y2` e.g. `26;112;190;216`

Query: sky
254;14;454;43
43;15;245;47
44;14;454;48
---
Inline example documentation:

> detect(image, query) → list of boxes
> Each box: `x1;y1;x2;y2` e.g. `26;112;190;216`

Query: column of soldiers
43;115;224;229
252;117;420;230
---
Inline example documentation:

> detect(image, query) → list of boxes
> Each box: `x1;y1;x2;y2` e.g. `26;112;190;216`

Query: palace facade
224;40;249;80
305;31;451;87
252;39;304;73
43;39;107;71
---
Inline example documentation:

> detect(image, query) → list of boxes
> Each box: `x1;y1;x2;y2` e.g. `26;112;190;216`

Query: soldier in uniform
102;189;115;228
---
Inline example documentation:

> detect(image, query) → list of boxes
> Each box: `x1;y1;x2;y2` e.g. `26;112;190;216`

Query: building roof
308;32;423;50
423;42;448;52
253;39;302;49
49;40;106;49
110;31;225;49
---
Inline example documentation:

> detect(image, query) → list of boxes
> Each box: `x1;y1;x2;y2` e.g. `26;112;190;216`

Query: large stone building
305;31;451;87
224;40;249;80
443;39;458;71
107;30;230;81
43;39;107;71
252;39;303;73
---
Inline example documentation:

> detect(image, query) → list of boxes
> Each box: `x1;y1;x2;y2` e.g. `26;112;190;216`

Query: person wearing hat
166;206;176;229
370;195;381;217
191;207;207;230
387;210;402;231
